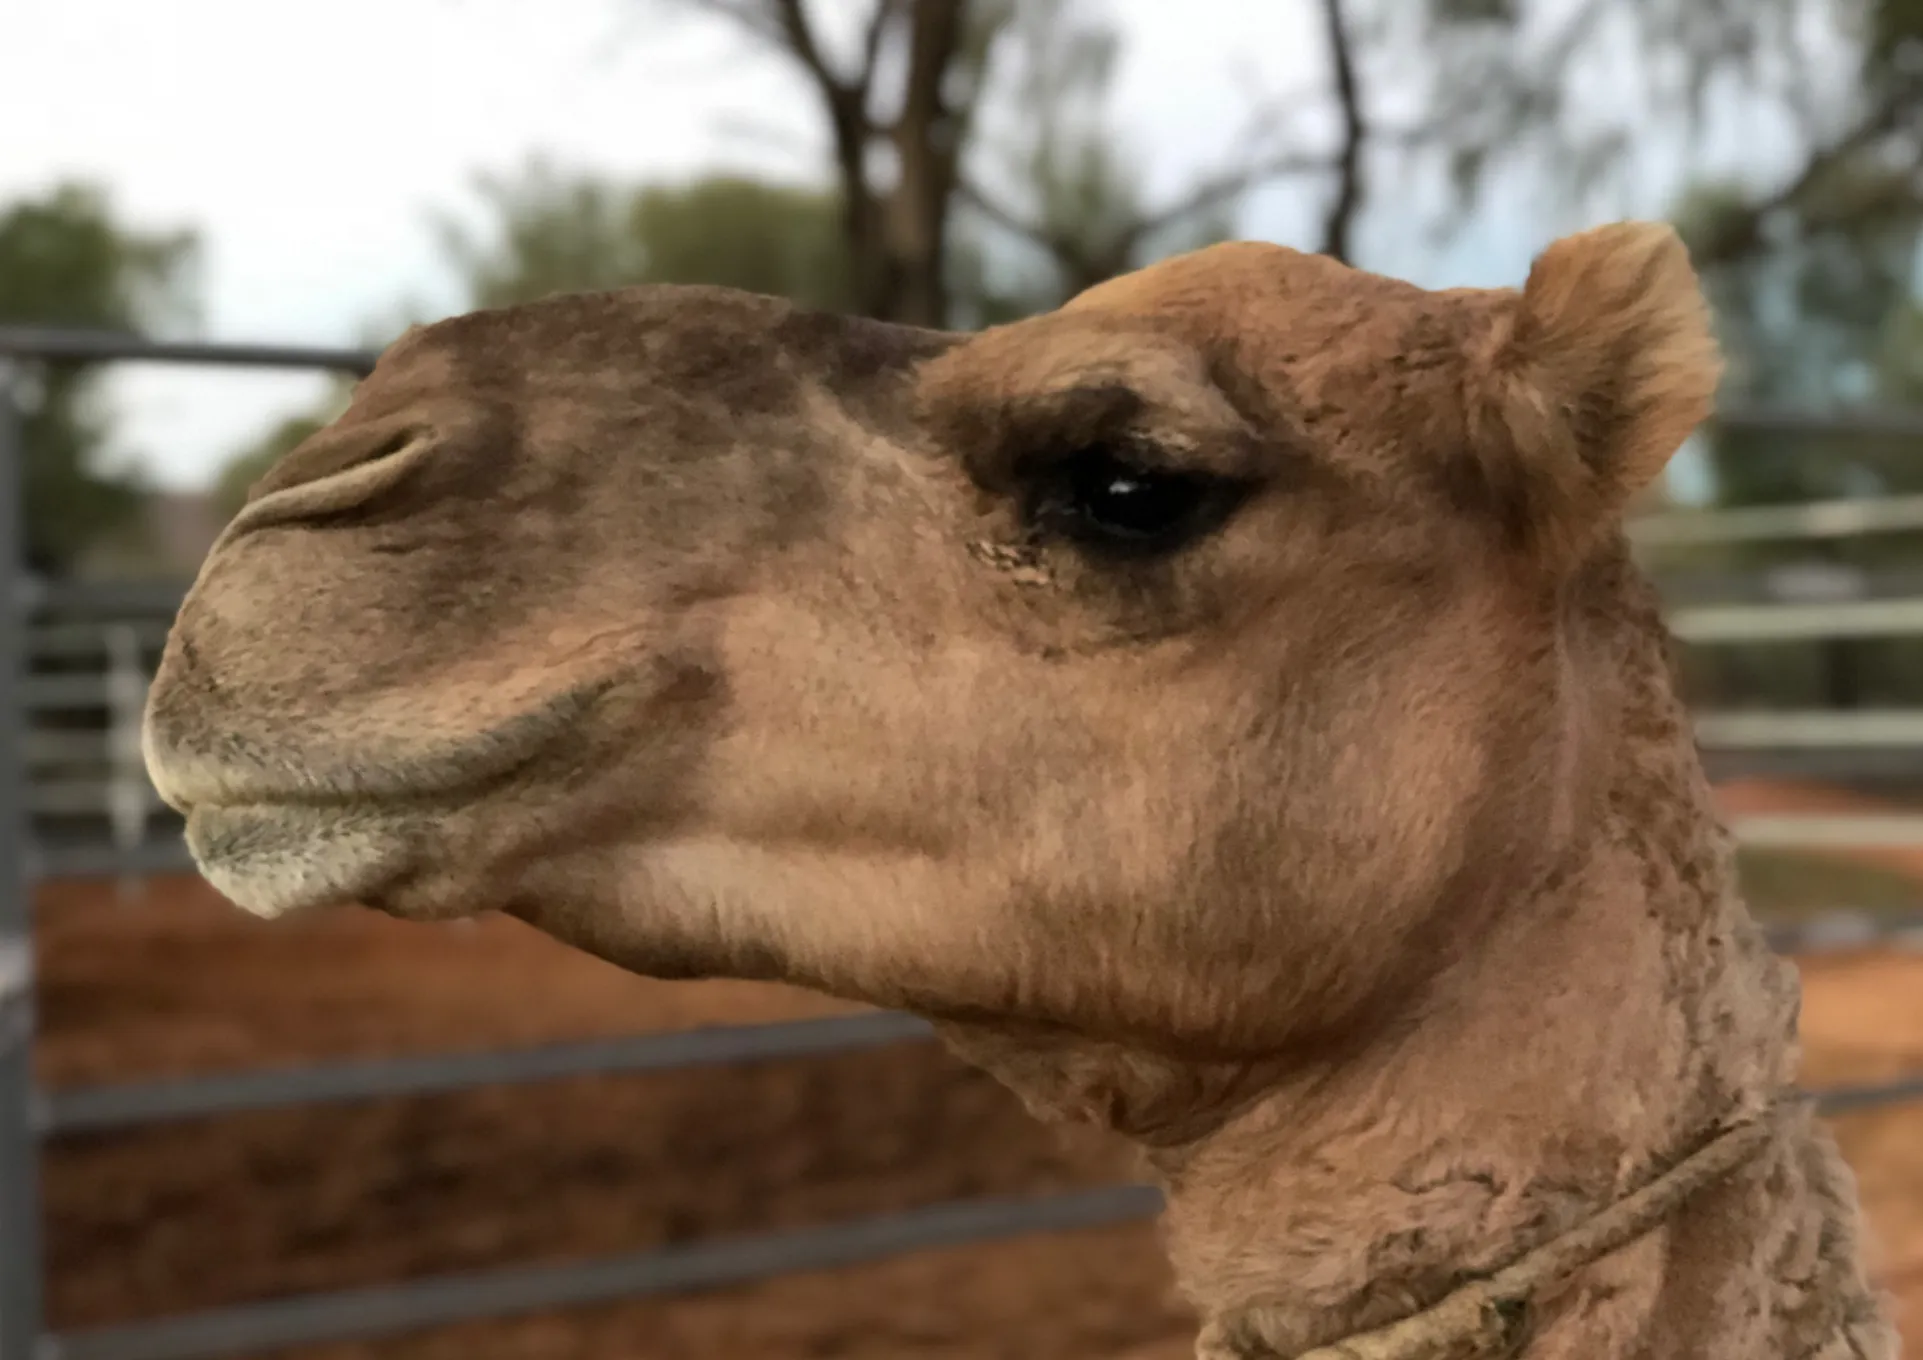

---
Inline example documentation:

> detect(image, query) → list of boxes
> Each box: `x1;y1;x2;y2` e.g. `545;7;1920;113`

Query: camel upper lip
143;676;617;815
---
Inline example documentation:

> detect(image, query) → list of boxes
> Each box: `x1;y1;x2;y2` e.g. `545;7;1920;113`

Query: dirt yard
32;862;1923;1358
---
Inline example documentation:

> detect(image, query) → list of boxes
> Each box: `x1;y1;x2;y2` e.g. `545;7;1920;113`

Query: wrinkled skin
144;229;1897;1358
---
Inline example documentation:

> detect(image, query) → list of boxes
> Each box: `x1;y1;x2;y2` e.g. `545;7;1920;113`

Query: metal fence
5;326;1923;1360
0;332;382;1360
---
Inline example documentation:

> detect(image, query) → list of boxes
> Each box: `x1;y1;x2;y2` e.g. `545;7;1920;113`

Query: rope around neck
1216;1094;1804;1360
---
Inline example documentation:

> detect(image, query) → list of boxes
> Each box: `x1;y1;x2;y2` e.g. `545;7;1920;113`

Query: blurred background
2;1;1922;1357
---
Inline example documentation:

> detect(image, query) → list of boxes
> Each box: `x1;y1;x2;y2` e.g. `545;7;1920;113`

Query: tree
953;0;1269;310
665;0;1363;323
1640;3;1923;521
230;0;1923;517
655;0;1004;324
0;184;197;573
439;165;856;311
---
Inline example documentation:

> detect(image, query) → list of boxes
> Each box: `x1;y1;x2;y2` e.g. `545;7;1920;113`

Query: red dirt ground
31;806;1923;1357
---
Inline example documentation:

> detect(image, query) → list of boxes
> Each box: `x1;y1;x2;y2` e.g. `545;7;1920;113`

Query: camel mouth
184;801;420;921
143;676;619;818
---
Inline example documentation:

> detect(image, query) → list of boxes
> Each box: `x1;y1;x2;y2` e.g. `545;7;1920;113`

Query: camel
142;221;1899;1358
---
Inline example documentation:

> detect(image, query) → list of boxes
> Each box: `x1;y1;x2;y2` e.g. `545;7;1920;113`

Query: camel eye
1037;446;1246;556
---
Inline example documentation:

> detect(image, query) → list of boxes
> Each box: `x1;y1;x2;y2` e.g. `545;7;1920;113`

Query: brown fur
143;223;1898;1357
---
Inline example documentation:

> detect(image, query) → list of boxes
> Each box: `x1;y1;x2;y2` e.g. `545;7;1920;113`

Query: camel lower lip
184;802;416;920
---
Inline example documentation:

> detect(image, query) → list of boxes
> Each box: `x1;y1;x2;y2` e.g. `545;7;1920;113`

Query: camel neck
936;561;1895;1358
1140;854;1890;1360
1194;1097;1798;1359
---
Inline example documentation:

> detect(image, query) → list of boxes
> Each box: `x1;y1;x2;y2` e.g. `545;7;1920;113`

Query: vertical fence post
0;359;43;1360
106;624;150;905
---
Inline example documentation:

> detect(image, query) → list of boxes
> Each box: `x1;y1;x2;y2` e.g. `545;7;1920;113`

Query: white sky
4;0;1613;492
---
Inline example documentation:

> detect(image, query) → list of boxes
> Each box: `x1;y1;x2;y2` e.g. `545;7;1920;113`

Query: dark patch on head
950;383;1150;493
771;307;959;395
394;284;814;424
1429;441;1539;552
1394;304;1489;368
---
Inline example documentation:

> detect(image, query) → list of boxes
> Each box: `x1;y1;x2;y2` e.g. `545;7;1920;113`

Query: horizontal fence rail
1694;710;1923;748
27;839;192;882
9;327;1923;1360
18;580;194;616
39;1010;933;1136
35;1074;1912;1360
33;911;1923;1141
1667;596;1923;643
6;326;1923;435
1630;491;1923;548
45;1186;1168;1360
0;327;376;374
1726;814;1923;849
22;568;1923;895
1815;1073;1923;1115
1770;909;1923;953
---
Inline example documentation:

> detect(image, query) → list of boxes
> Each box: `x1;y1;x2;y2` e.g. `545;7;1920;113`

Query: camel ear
1478;222;1722;562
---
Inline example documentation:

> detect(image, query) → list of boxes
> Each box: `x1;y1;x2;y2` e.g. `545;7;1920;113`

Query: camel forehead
1062;240;1500;364
363;283;958;422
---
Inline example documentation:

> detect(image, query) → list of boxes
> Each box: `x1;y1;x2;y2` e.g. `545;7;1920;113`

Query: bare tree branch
857;0;904;100
1690;93;1916;268
696;0;885;312
958;67;1330;274
769;0;851;93
1124;148;1332;250
671;0;790;54
882;0;969;323
1387;0;1609;200
680;0;982;324
952;176;1070;254
1317;0;1366;262
957;141;1329;295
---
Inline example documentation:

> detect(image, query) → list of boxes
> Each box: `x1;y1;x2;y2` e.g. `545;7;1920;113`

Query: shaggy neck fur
1230;1097;1798;1360
1150;569;1896;1360
954;563;1898;1360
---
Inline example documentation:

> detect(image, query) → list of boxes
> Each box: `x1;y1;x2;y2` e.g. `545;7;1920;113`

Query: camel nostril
228;420;435;533
248;424;418;501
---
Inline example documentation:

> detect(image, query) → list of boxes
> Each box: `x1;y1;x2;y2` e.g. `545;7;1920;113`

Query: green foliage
433;154;1096;328
1665;100;1923;711
440;164;856;313
0;183;197;573
1866;0;1923;87
1674;159;1923;524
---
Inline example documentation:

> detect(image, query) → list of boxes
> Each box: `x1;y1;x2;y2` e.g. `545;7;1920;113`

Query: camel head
144;224;1720;1094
